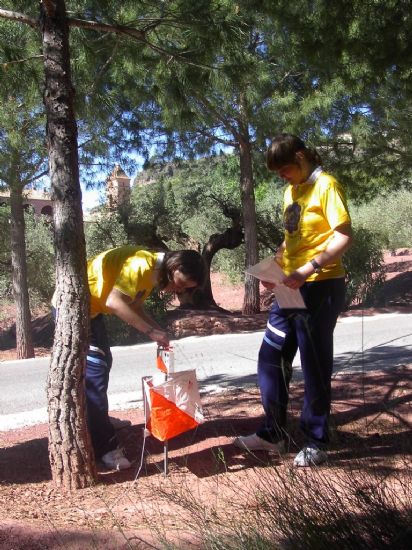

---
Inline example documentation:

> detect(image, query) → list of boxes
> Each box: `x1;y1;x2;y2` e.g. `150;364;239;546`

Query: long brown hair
266;133;322;171
157;250;206;289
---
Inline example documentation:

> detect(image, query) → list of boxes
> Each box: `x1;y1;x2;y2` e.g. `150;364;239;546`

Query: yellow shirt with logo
282;171;351;281
87;246;162;318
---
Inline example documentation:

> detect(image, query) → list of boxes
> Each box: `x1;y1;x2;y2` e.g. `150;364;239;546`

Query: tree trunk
239;140;260;314
177;227;243;310
9;183;35;359
201;227;244;306
41;0;96;489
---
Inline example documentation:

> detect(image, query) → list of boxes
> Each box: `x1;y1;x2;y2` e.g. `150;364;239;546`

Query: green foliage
0;206;12;298
344;227;386;307
24;212;55;307
85;211;128;257
350;189;412;250
213;246;245;285
105;290;171;346
0;207;55;307
130;155;242;251
130;153;285;291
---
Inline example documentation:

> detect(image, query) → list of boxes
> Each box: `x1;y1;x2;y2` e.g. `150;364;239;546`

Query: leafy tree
85;210;128;257
266;0;412;201
137;2;382;313
127;154;284;308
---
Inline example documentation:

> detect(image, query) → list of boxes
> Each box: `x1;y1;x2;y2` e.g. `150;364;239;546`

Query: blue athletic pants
86;314;118;458
51;310;118;458
256;278;346;445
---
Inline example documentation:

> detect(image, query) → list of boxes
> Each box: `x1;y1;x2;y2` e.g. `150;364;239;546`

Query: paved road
1;312;411;431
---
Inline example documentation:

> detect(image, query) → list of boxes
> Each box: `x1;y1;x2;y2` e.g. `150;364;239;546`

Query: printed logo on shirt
284;202;301;234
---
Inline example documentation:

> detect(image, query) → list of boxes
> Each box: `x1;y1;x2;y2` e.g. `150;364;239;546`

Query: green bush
344;226;386;307
350;189;412;250
0;208;55;308
25;212;55;307
213;245;245;285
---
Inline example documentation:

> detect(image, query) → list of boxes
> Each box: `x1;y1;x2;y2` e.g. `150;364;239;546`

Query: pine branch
191;92;240;142
0;8;219;71
193;127;237;148
25;168;48;186
0;8;38;28
68;16;146;40
1;55;44;68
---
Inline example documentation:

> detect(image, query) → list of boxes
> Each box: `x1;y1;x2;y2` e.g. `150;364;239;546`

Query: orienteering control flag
144;369;204;441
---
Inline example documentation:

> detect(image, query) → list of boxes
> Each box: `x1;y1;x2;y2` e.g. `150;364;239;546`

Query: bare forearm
105;296;153;334
130;303;162;330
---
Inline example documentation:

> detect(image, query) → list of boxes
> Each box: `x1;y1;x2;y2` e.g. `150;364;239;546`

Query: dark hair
158;250;206;289
266;133;322;171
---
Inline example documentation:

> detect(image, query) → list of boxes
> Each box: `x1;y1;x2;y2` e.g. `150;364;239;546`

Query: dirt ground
0;250;411;549
0;366;411;549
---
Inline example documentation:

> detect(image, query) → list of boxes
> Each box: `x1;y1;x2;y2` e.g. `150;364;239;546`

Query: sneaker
109;416;132;430
233;433;285;453
101;448;132;471
293;445;327;467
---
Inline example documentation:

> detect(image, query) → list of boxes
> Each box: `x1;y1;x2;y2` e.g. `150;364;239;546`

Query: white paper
246;257;307;309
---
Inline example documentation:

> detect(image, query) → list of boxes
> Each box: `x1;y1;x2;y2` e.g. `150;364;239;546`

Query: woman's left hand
282;270;306;289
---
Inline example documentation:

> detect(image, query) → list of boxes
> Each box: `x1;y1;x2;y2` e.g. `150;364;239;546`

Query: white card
246;257;307;309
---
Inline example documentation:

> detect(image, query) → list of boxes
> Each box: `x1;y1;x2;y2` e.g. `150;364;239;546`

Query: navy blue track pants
256;278;346;445
52;310;118;458
86;314;118;458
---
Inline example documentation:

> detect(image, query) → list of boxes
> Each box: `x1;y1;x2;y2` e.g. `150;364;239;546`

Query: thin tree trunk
239;140;260;314
41;0;96;489
9;183;35;359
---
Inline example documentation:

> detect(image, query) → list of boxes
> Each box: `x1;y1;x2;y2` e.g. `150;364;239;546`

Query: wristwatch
310;259;322;274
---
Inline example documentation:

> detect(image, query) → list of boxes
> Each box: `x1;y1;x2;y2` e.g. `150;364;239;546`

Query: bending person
234;134;352;467
54;247;206;470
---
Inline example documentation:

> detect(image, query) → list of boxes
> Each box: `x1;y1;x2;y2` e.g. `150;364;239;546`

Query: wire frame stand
142;345;174;477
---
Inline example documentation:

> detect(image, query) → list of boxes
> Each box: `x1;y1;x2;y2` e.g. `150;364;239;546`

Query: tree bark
239;139;260;314
9;183;35;359
41;0;96;489
200;227;243;306
177;228;243;310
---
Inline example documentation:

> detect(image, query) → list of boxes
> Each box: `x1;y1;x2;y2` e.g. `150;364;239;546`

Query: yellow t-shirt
87;246;163;318
282;171;351;281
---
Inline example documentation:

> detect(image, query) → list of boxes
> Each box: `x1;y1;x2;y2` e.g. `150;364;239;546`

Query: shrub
344;227;386;307
350;189;412;250
85;210;128;257
25;212;55;307
158;460;412;550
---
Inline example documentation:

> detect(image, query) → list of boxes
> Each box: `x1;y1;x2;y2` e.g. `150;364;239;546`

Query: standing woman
234;134;352;466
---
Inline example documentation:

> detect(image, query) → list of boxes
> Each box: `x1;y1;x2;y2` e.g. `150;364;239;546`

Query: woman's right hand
148;328;170;347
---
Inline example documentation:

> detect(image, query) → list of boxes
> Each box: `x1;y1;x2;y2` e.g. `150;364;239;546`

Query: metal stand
163;439;169;476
